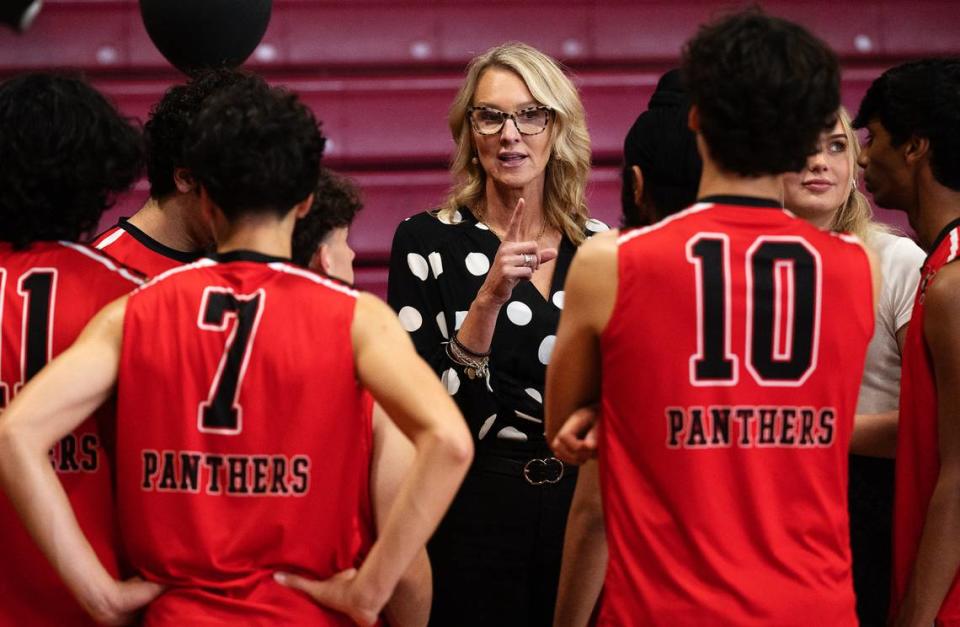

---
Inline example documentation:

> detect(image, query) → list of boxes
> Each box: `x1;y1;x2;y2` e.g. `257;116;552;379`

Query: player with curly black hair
291;168;362;278
0;73;147;626
853;58;960;627
0;73;142;248
0;71;471;626
546;9;878;625
92;68;248;277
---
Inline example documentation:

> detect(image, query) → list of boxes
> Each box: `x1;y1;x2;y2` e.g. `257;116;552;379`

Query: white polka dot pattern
428;252;443;278
497;426;528;441
398;306;422;332
436;311;449;339
407;253;429;281
475;222;489;230
454;311;468;330
552;291;565;309
585;218;609;233
538;335;556;365
506;301;533;326
478;414;497;439
465;252;490;276
441;368;460;395
525;388;542;403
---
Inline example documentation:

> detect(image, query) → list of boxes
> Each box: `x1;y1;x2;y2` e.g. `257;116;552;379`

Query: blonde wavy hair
828;107;886;242
440;42;592;245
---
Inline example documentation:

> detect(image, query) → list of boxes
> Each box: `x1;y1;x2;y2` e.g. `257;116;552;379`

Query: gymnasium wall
2;0;956;295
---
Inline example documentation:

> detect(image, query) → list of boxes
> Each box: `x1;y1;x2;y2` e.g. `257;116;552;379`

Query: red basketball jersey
114;251;373;626
892;218;960;625
0;241;141;627
92;218;201;278
597;199;874;626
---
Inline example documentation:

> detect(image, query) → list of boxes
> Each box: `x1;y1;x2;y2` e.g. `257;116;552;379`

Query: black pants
427;456;577;627
849;454;895;627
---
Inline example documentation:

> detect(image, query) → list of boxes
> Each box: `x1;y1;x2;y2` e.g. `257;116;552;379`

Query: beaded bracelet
446;332;490;380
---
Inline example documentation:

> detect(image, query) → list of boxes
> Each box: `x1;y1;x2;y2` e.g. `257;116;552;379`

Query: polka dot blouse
387;206;609;455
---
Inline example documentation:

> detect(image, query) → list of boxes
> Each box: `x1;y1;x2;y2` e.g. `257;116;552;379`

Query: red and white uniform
892;218;960;626
598;198;874;626
92;217;200;277
115;251;373;626
0;241;141;627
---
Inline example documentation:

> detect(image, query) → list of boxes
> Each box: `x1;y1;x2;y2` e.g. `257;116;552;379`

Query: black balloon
0;0;42;32
140;0;272;73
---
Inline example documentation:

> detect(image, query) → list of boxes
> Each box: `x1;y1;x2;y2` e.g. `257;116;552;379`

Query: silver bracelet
446;333;490;380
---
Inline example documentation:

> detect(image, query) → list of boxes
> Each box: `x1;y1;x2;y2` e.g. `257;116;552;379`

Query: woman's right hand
478;198;558;307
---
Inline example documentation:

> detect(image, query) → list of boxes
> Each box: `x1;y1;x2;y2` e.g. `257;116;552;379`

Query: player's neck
128;195;204;253
914;173;960;251
215;211;298;260
696;158;782;205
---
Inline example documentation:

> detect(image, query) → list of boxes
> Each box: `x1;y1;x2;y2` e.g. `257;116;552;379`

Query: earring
471;156;479;165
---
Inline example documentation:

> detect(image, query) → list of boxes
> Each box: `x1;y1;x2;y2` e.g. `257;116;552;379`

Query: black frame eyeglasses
467;105;553;136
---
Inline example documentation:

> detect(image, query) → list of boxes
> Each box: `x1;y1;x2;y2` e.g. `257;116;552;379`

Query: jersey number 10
686;234;821;387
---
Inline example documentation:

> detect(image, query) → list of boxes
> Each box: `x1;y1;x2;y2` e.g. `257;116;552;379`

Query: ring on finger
522;253;534;267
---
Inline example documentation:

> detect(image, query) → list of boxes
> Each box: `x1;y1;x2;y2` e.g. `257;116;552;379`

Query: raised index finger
505;197;525;242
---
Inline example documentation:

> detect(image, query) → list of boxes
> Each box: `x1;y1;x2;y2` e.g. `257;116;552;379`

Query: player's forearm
354;423;472;613
383;550;432;627
0;422;117;620
554;463;607;627
850;410;898;458
896;471;960;626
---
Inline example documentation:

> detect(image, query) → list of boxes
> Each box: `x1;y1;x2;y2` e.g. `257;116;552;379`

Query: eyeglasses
467;105;553;136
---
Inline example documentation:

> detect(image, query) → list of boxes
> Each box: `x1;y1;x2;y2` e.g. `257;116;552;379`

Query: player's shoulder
54;241;144;286
616;202;715;248
133;257;216;294
263;260;360;300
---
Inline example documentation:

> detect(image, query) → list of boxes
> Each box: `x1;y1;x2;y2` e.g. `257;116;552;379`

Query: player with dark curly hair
0;73;146;626
853;58;960;627
0;73;142;248
92;68;248;277
291;168;362;277
292;168;435;626
0;72;471;626
546;9;878;625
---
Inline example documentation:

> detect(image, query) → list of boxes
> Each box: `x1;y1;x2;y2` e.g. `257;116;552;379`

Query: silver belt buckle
523;457;564;486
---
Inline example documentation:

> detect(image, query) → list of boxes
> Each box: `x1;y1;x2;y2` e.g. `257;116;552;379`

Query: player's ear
293;193;314;219
631;165;644;208
688;105;700;133
903;134;930;167
315;243;333;275
173;167;197;194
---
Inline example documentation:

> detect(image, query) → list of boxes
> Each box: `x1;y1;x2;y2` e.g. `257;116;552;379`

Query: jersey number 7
196;287;265;434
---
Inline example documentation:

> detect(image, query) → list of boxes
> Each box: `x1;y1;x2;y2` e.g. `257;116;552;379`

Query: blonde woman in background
387;42;602;626
782;107;925;626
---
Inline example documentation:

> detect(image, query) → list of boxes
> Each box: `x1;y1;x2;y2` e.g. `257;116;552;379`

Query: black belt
473;454;573;486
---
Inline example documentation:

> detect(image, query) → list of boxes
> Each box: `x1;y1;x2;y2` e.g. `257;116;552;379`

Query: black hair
854;58;960;191
681;9;840;176
621;69;702;227
0;73;143;248
144;68;251;199
291;168;363;267
184;74;325;220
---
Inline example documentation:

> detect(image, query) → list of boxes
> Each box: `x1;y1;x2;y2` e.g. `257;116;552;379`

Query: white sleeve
882;235;925;332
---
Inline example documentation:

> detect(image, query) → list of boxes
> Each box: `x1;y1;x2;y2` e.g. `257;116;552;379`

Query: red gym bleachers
6;0;953;295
